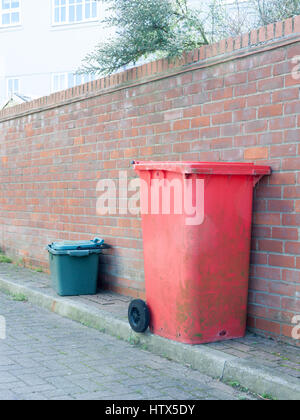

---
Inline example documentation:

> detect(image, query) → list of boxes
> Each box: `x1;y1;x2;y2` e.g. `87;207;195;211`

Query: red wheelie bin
128;161;271;344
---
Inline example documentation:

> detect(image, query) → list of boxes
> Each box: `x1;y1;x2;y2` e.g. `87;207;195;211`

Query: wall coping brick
0;16;299;123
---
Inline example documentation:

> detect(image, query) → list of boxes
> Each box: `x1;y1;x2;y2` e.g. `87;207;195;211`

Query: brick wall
0;16;299;345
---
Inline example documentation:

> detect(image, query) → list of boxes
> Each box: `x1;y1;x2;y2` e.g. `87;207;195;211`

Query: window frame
6;77;20;97
51;72;96;93
51;72;67;93
0;0;22;29
51;0;99;26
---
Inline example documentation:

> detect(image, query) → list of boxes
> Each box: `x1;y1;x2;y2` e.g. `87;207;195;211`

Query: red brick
258;240;283;253
183;106;201;118
245;120;268;133
285;100;300;114
252;226;271;240
211;87;233;101
172;143;190;153
269;116;296;130
221;124;241;137
287;42;300;59
212;112;232;125
284;128;300;142
199;127;220;139
283;186;300;198
191;116;210;128
173;120;190;131
272;88;299;103
255;266;281;281
285;74;300;87
282;297;300;312
247;93;271;107
248;66;272;81
273;60;294;76
220;148;243;161
258;186;283;199
244;147;268;160
258;104;283;118
164;109;183;121
199;151;220;161
258;76;284;92
165;87;183;100
211;138;233;149
255;293;281;309
253;213;281;225
285;242;300;255
203;102;223;114
235;82;257;97
268;200;294;212
233;109;256;122
282;214;300;226
224;98;246;111
281;324;294;340
282;270;300;283
284;18;293;36
234;135;256;147
272;227;298;240
275;21;283;38
269;282;296;297
247;304;267;318
253;199;266;212
249;277;268;292
255;319;281;335
184;83;202;95
224;72;247;86
179;130;199;142
282;158;300;170
269;172;296;185
155;122;171;134
203;78;224;90
269;254;295;268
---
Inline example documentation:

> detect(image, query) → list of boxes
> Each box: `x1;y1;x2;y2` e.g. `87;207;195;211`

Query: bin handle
67;250;90;257
92;237;104;245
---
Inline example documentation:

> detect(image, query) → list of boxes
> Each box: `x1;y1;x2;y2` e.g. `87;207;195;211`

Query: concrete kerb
222;359;300;401
0;275;299;400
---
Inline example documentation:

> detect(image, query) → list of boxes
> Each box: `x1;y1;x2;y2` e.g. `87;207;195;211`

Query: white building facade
0;0;255;105
0;0;104;104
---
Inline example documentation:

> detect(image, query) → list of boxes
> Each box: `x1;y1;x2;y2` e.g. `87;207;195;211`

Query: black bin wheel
128;299;150;333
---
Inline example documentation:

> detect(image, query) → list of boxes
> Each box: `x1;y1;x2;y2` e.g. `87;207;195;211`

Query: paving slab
0;290;258;401
0;262;299;400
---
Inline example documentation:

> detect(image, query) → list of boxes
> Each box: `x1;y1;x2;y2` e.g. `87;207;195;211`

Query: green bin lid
50;238;104;251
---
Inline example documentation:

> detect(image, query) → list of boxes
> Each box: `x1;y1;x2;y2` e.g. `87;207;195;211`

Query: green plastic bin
47;238;104;296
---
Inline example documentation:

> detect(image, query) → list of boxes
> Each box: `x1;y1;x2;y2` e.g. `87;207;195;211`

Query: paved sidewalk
0;292;257;400
0;262;299;400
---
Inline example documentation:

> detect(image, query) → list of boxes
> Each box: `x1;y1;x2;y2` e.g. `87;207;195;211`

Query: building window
7;78;20;96
53;0;98;25
52;73;67;92
1;0;21;27
51;72;96;92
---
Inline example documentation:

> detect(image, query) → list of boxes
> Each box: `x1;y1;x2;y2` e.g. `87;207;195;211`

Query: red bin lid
133;161;271;176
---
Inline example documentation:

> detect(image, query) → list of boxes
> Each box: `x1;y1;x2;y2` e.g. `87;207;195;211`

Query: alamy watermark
285;57;300;342
291;315;300;340
292;55;300;80
96;171;205;226
0;316;6;340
